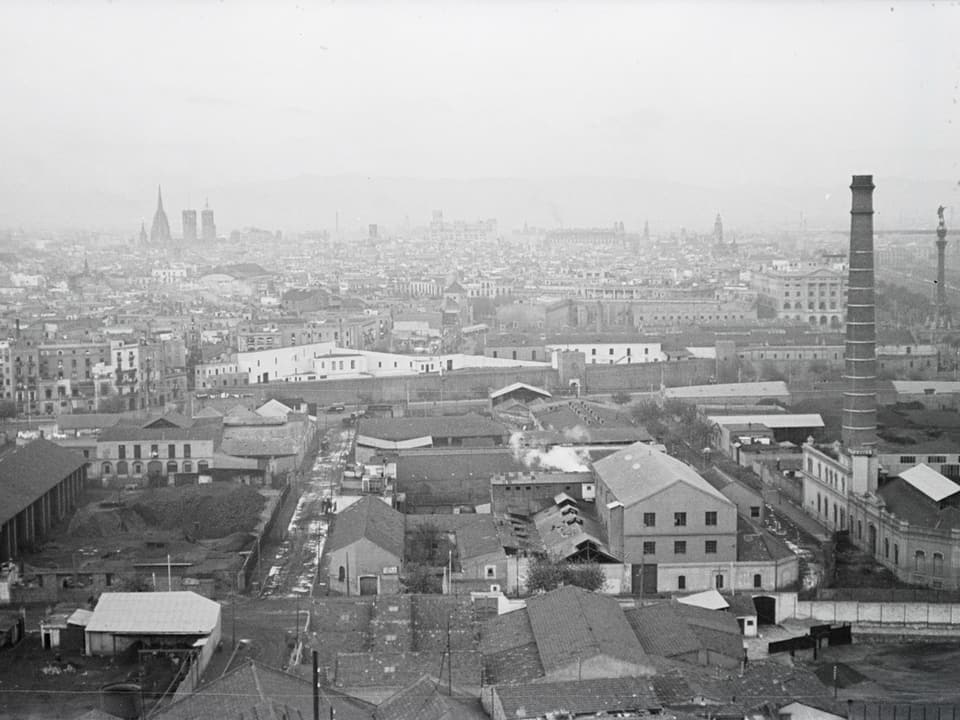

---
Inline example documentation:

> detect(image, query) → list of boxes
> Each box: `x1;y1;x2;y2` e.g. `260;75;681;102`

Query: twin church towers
142;186;216;246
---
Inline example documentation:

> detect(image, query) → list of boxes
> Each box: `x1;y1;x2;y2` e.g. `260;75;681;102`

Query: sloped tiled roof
0;438;87;526
494;677;660;719
525;586;649;674
593;442;730;507
154;658;374;720
326;496;404;558
373;675;455;720
624;600;742;664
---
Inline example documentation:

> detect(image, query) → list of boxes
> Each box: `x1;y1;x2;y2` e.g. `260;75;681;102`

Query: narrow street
259;424;355;598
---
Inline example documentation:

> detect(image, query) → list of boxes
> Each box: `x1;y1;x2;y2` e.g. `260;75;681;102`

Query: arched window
116;461;128;476
753;573;762;589
933;552;943;576
166;461;178;474
915;550;926;572
198;460;209;473
338;566;346;582
133;463;142;475
102;462;112;476
183;461;193;473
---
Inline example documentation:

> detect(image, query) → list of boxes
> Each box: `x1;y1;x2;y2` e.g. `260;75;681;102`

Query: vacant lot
815;641;960;703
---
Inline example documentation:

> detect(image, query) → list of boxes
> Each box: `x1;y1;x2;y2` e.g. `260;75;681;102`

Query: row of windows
644;540;719;555
857;519;946;575
899;455;953;465
643;511;718;527
673;573;763;590
117;443;191;460
101;460;208;475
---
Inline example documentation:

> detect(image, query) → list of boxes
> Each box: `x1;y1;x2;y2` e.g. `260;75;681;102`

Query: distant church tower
150;186;172;245
139;221;148;245
714;213;724;245
201;199;216;243
182;209;198;244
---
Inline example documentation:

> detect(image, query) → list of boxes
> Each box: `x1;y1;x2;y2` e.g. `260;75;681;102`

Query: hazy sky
1;1;959;229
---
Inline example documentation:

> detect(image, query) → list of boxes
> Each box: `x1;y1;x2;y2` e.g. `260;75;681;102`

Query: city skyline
1;1;958;231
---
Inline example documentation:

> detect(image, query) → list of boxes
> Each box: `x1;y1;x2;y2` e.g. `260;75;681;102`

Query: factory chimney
841;175;878;449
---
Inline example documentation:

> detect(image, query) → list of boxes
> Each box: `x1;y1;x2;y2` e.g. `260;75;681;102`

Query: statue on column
938;205;946;228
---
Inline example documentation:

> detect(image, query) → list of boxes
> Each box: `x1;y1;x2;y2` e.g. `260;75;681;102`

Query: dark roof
99;421;221;443
406;514;504;561
0;439;87;526
142;412;193;429
152;658;374;720
480;609;543;685
624;600;743;664
877;477;960;531
359;414;507;442
737;516;796;562
326;496;405;558
57;414;123;430
494;677;661;719
373;675;456;720
397;448;526;485
525;585;650;674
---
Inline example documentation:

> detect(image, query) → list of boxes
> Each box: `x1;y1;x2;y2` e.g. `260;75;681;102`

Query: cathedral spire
149;185;172;245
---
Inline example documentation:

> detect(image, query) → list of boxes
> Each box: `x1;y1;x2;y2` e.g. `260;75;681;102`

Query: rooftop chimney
841;175;877;448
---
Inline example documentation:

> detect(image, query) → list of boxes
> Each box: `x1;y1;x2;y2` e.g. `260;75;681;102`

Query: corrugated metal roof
899;463;960;503
85;591;220;635
708;414;824;429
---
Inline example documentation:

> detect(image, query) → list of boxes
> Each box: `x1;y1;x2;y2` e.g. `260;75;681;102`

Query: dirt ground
813;641;960;704
0;635;140;720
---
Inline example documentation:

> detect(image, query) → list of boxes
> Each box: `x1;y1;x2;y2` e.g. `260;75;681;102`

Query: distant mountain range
2;174;957;236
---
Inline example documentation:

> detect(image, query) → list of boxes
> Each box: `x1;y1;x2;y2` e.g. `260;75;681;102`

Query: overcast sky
1;1;958;230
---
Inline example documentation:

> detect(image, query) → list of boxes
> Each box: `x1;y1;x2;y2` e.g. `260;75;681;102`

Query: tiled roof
359;414;507;442
154;659;374;720
480;607;544;685
494;677;660;719
592;442;731;507
0;438;87;526
98;423;221;443
624;601;743;664
326;496;405;558
525;586;649;674
373;675;455;720
86;591;220;635
625;604;703;658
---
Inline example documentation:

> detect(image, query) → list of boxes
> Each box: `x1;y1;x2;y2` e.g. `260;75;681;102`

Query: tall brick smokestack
842;175;878;448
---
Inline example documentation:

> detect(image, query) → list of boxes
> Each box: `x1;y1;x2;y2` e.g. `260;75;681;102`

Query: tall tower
201;200;216;242
139;221;148;246
643;220;650;244
935;206;951;328
149;186;172;245
841;175;878;449
182;209;198;244
714;213;724;244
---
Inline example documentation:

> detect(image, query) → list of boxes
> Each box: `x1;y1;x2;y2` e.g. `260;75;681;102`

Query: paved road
260;426;355;598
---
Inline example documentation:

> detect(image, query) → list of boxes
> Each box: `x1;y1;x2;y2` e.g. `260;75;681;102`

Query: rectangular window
705;511;717;526
643;512;656;527
753;573;762;589
705;540;717;554
750;506;761;518
134;444;141;460
150;444;159;457
674;540;686;555
118;445;126;460
900;456;916;465
674;512;687;527
678;575;686;590
715;574;724;589
928;456;947;465
183;444;191;459
168;443;176;459
643;541;656;555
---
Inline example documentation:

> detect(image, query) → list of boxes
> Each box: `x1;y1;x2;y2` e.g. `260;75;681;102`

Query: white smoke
563;425;591;443
509;431;591;473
